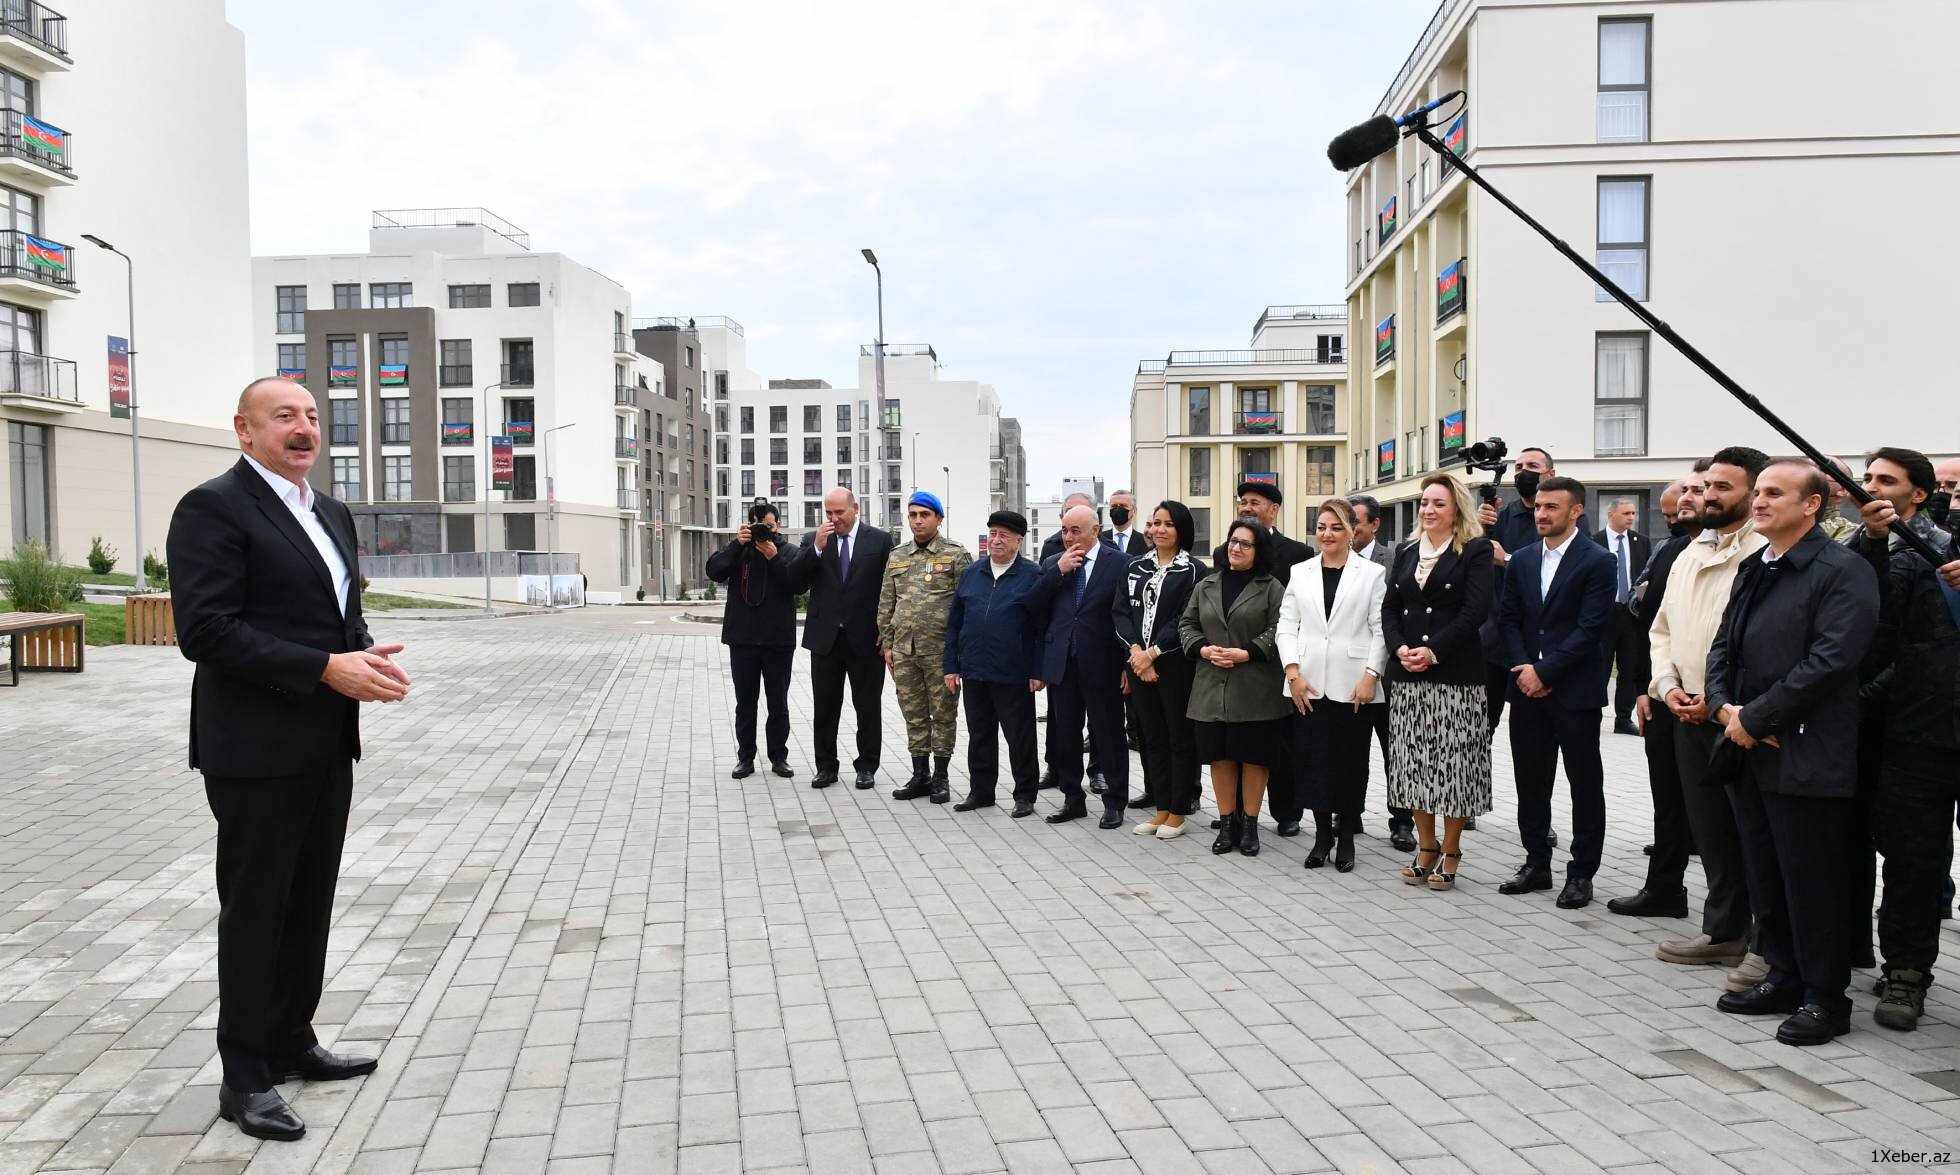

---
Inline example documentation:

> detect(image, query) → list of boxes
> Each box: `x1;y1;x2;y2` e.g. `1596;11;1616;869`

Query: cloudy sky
230;0;1440;495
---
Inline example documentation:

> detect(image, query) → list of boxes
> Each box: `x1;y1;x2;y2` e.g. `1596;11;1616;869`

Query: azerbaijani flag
1379;196;1397;240
507;420;534;442
277;368;305;382
21;116;66;161
1241;412;1278;430
22;234;67;273
1378;439;1397;476
378;363;407;386
442;422;471;441
1441;410;1466;450
329;365;358;384
1437;261;1461;307
1242;471;1277;485
1444;114;1467;156
1375;316;1395;357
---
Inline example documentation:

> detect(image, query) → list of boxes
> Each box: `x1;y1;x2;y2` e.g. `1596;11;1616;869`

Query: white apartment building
253;209;655;600
0;0;254;566
1131;305;1349;551
717;345;1010;553
1346;0;1959;537
1025;496;1065;554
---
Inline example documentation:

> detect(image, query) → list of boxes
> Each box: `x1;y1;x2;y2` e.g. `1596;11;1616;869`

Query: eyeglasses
1225;538;1255;551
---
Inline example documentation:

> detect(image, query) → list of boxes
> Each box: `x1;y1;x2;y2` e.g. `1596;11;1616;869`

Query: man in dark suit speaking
1028;504;1130;827
791;487;894;789
167;377;409;1142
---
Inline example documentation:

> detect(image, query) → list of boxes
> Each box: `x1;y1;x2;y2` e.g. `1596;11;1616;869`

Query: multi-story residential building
1025;495;1065;555
1131;305;1349;551
631;317;720;594
996;417;1027;518
1;0;254;563
252;209;652;599
1345;0;1958;537
1060;476;1105;508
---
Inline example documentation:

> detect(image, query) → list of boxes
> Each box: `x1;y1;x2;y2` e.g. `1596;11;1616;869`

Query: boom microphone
1326;90;1464;171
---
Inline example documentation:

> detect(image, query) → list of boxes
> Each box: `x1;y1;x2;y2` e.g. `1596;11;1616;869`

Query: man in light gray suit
1348;495;1414;849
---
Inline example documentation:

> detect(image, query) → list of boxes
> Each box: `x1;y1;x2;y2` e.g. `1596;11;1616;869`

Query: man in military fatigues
880;490;973;803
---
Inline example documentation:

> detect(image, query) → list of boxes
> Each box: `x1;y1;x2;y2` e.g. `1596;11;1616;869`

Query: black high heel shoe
1333;827;1356;873
1403;844;1441;886
1211;813;1240;855
1304;812;1334;869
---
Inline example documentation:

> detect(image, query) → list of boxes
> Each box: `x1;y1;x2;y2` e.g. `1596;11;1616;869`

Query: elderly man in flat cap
879;490;974;803
943;510;1047;813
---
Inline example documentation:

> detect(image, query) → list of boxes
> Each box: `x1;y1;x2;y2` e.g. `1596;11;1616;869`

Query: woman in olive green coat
1179;519;1292;857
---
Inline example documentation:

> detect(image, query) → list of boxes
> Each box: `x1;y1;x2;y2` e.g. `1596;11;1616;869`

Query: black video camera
1461;436;1509;505
748;522;777;547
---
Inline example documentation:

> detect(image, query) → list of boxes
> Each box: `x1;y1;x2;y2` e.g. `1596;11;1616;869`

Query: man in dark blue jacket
1027;504;1130;827
1494;476;1618;910
943;511;1044;814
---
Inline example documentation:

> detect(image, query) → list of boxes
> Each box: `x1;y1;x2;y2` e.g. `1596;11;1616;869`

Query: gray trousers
1674;717;1754;944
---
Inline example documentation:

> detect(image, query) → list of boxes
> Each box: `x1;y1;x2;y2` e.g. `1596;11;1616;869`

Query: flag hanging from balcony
1442;113;1467;175
1437;261;1463;319
1375;316;1395;363
1440;410;1466;453
21;116;67;161
277;369;305;382
506;420;534;443
22;235;67;273
442;422;472;442
329;365;358;384
1379;196;1397;243
1241;412;1279;432
378;364;407;386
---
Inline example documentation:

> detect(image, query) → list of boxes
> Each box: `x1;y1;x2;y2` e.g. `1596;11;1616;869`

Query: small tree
143;550;169;588
1;542;84;612
86;536;119;576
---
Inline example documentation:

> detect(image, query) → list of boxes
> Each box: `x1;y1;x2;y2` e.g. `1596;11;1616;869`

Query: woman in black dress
1115;501;1208;839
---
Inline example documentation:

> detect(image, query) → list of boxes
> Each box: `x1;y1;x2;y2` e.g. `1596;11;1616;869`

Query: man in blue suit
1027;504;1130;827
1495;476;1619;909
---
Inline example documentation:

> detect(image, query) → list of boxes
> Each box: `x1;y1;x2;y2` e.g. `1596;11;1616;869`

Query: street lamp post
80;235;145;590
942;465;950;522
541;422;576;608
861;248;885;526
480;381;506;611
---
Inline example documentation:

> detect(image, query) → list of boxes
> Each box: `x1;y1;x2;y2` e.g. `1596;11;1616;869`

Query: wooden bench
125;593;177;647
0;611;86;687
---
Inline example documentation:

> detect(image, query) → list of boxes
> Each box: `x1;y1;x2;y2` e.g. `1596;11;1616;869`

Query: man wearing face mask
1935;457;1959;539
1476;445;1557;844
1103;490;1147;557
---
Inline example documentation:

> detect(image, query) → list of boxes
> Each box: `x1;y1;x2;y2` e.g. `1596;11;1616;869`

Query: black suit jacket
1382;537;1495;687
705;538;799;648
1026;541;1127;686
1498;535;1619;710
167;458;372;777
1594;527;1652;599
1040;531;1066;563
1103;528;1148;558
790;523;892;656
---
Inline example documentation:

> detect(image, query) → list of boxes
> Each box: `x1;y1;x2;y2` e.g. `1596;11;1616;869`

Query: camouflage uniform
1820;511;1857;543
879;535;973;756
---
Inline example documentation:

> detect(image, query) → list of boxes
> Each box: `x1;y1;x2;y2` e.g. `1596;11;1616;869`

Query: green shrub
1;542;84;612
86;535;118;576
704;582;718;601
143;550;169;587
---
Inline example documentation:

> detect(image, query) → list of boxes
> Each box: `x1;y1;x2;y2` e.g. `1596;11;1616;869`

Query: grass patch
363;592;473;612
65;566;139;587
1;600;126;646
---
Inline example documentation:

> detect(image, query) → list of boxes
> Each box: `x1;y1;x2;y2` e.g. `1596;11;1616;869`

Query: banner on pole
107;335;130;420
491;435;514;491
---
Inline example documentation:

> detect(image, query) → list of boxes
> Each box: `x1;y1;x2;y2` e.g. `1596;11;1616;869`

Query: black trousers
1600;609;1649;722
730;646;793;764
963;681;1040;805
1509;697;1606;879
810;645;883;772
1295;701;1373;824
1639;704;1690;894
205;760;354;1092
1674;718;1753;943
1367;698;1411;828
1731;761;1854;1018
1132;656;1199;815
1484;661;1510;736
1876;749;1957;977
1048;662;1128;811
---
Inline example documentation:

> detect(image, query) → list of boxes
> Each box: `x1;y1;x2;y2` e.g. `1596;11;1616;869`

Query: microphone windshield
1326;116;1399;172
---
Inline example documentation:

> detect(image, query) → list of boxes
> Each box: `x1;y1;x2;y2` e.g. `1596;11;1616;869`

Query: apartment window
0;68;33;116
740;438;754;465
770;438;788;466
0;184;37;236
1599;18;1651;144
770;469;788;497
740;406;754;434
448;284;490;309
329;398;360;446
801;470;822;497
504;397;535;442
716;469;730;496
837;436;852;464
375;514;415;555
684;345;694;369
505;513;536;549
741;469;755;498
503;340;535;386
802;405;821;433
443;455;475;502
331;456;361;501
441;397;472;445
769;406;787;434
1188;386;1211;435
882;400;901;429
333;283;360;310
715;437;729;464
835;404;851;432
6;421;48;545
1304;386;1337;434
837;469;852;490
382;455;413;501
276;343;305;373
381;398;411;445
1317;334;1344;363
802;437;821;464
859;401;870;429
447;514;474;553
1597;177;1649;301
370;282;411;309
1303;446;1337;498
511;456;537;501
508;282;540;307
1238;386;1272;413
714;405;729;434
1191;507;1212;554
1595;332;1649;457
328;337;358;380
686;422;695;451
274;285;305;334
439;339;472;386
1188;447;1211;497
1242;448;1274;476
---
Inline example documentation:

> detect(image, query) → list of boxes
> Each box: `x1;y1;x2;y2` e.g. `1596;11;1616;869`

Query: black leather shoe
1718;980;1803;1017
812;768;838;789
1555;878;1593;909
1275;820;1302;838
731;759;755;780
1776;1004;1850;1046
1606;888;1688;918
1088;773;1108;796
1463;817;1477;832
1126;794;1153;810
770;761;795;778
218;1085;305;1142
1497;865;1554;895
1210;817;1225;829
1389;825;1417;853
1098;811;1123;830
1011;801;1035;818
1304;831;1333;869
1046;801;1087;824
1333;832;1356;873
953;797;994;812
1546;831;1559;849
1038;771;1057;791
1211;814;1240;855
1614;717;1639;736
1238;817;1261;857
1642;843;1655;856
278;1045;378;1082
853;769;876;790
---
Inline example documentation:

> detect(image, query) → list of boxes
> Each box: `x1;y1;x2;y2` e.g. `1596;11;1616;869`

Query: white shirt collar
1356;540;1377;561
1543;530;1578;558
242;451;314;511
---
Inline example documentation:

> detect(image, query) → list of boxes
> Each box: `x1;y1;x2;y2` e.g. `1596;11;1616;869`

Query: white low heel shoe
1134;821;1164;836
1155;822;1187;840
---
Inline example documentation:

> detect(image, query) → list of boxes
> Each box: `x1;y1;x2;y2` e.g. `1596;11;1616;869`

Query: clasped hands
323;644;411;703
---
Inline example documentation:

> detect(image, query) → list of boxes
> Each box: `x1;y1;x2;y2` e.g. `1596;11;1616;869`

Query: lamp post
80;235;145;590
541;422;576;608
942;465;950;523
911;430;919;494
479;381;506;611
861;248;885;526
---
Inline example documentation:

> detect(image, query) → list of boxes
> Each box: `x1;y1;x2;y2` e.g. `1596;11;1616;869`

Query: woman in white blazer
1276;499;1389;872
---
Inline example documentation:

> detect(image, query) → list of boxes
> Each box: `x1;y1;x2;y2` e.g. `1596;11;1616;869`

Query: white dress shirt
1539;530;1578;598
1108;527;1135;550
1355;539;1379;564
243;452;350;617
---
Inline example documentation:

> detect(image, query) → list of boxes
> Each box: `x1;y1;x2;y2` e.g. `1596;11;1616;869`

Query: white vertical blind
1597;180;1649;299
1598;91;1648;143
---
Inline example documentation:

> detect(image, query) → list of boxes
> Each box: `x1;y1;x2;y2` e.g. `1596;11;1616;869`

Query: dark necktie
1615;534;1632;604
837;532;851;582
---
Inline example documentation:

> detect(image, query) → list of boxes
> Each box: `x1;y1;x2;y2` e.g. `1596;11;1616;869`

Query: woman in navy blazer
1114;500;1209;839
1381;473;1496;892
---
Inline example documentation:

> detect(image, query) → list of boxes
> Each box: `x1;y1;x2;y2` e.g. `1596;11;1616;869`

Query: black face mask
1667;518;1697;539
1928;490;1952;528
1513;469;1542;501
1109;505;1131;527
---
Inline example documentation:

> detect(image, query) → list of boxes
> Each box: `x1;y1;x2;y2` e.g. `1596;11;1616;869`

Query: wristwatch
1362;667;1382;680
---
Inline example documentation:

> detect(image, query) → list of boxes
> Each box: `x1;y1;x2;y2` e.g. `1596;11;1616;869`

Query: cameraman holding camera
705;500;799;780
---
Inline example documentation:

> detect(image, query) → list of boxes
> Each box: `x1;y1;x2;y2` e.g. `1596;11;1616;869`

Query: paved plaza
3;605;1959;1174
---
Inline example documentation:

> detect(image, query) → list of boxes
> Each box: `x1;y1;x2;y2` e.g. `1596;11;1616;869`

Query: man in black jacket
706;501;798;780
166;377;405;1141
1594;497;1653;735
1707;460;1880;1045
791;487;894;789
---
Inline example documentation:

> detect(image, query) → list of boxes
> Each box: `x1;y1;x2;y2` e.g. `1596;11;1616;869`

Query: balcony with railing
0;2;69;70
614;383;635;407
1164;346;1342;367
614;332;637;357
859;344;938;360
1437;257;1466;325
1234;410;1281;436
0;108;72;185
0;228;76;298
1251;304;1344;335
616;436;638;459
0;350;77;411
499;362;534;388
618;489;637;512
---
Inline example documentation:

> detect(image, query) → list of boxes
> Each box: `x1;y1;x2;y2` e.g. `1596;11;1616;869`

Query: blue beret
908;490;945;517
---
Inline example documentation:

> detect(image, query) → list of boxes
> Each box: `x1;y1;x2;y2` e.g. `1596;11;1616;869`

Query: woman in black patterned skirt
1381;473;1495;892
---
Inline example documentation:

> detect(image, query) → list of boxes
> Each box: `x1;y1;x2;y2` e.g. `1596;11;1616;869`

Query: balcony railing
0;350;76;402
614;383;635;406
1252;304;1344;335
616;436;638;458
1136;359;1166;374
0;108;72;177
618;490;637;511
438;364;473;387
0;228;76;292
1164;347;1342;367
1234;411;1282;436
859;343;937;360
500;363;534;388
614;332;636;355
0;2;69;62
